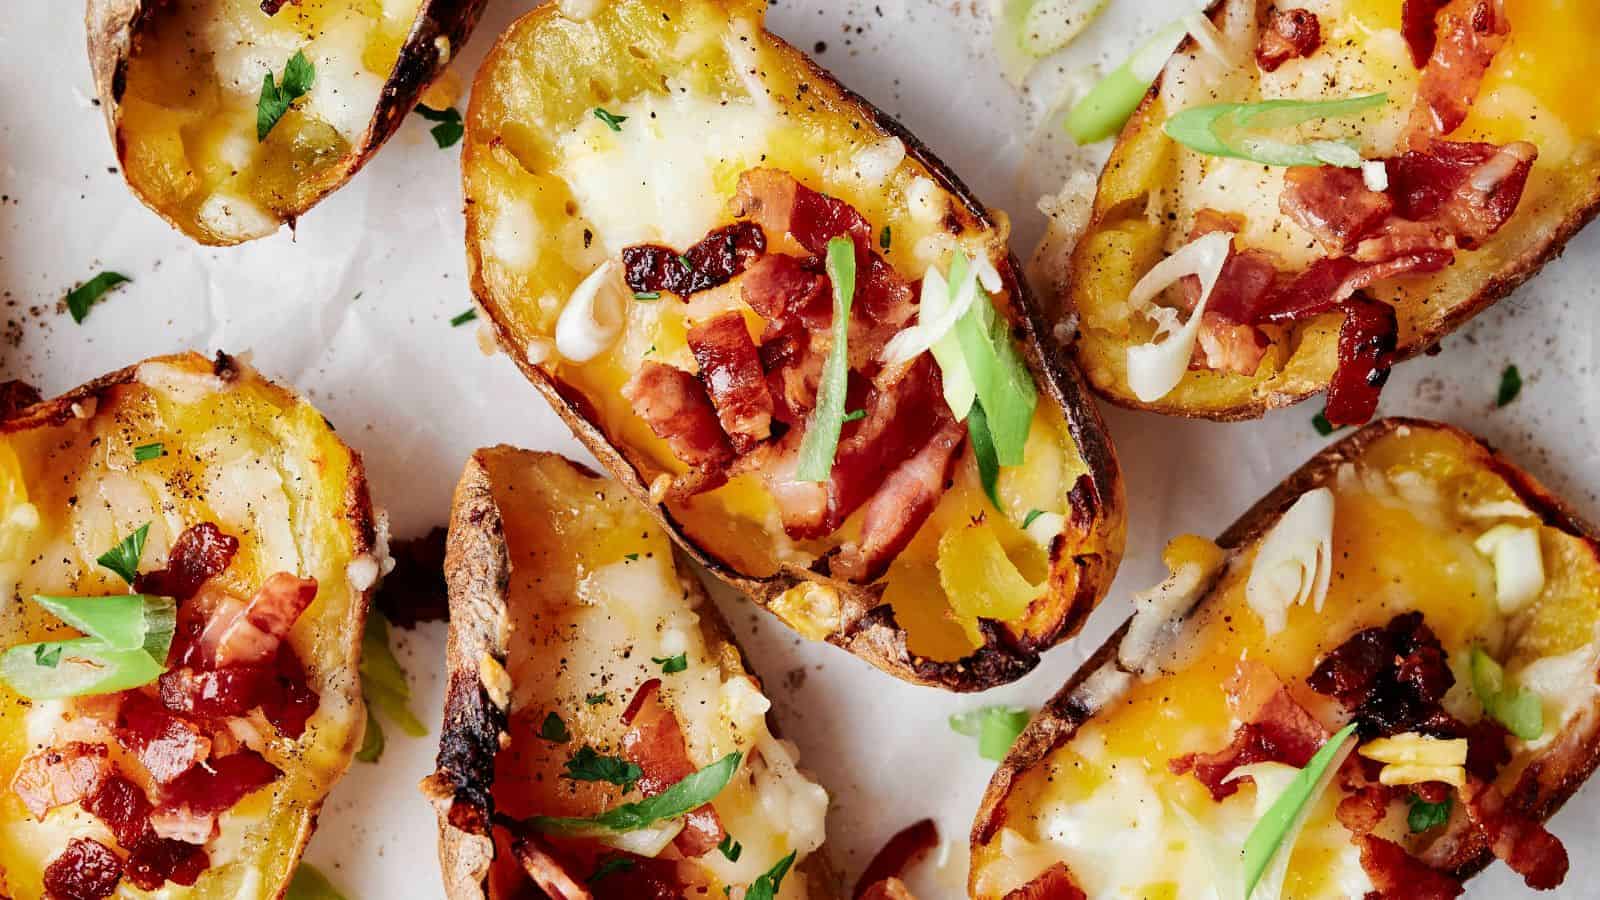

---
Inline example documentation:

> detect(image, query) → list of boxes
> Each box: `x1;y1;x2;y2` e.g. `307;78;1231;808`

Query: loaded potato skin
423;448;836;900
971;419;1600;898
461;0;1125;691
1063;0;1600;421
0;352;376;899
86;0;487;245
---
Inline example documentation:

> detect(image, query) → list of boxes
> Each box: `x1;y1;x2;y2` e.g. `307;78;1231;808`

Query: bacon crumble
1256;7;1323;72
622;222;767;299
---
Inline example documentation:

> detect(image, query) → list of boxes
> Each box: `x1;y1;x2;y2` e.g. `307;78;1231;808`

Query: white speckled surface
2;1;1597;897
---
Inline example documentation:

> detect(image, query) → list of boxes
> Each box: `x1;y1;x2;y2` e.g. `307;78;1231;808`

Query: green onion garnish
361;611;427;741
1066;19;1189;144
285;862;349;900
65;272;132;324
31;594;174;654
95;522;150;586
953;276;1036;467
967;401;1003;510
1164;94;1389;168
133;442;165;462
531;751;741;836
633;291;661;301
653;653;689;674
0;591;177;699
746;850;798;900
1496;365;1522;408
450;308;478;327
950;705;1031;761
1240;721;1359;897
1470;647;1543;740
1408;794;1452;833
796;237;858;481
593;107;627;131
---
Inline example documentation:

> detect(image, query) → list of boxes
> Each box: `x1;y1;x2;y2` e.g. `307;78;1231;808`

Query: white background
3;1;1598;897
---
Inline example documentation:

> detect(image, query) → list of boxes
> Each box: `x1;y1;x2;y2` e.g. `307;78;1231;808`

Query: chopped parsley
624;553;640;561
1312;411;1345;437
950;705;1030;761
585;692;608;705
717;834;743;862
414;104;464;148
1408;794;1451;833
633;291;661;301
842;409;867;422
33;644;62;668
133;442;165;462
257;50;315;141
1496;364;1522;408
653;653;689;674
588;856;636;883
96;523;150;586
450;308;478;327
65;271;131;324
593;107;627;131
563;746;643;793
879;225;892;251
540;711;571;743
1021;508;1045;528
746;851;797;900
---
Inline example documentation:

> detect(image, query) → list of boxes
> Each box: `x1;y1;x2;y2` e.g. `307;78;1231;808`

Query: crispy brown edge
424;447;839;900
84;0;488;246
968;417;1600;895
460;0;1126;693
1062;4;1600;421
0;350;378;900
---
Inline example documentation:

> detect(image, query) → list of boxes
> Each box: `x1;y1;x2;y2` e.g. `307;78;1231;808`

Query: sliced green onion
356;706;386;763
96;522;150;586
31;594;174;654
532;751;741;836
1240;722;1359;898
286;863;349;900
967;401;1003;510
1066;19;1189;144
133;442;165;462
449;308;478;327
796;237;858;482
746;850;798;900
361;611;427;738
1;638;166;699
1164;94;1389;168
593;107;627;131
950;705;1032;761
954;279;1036;466
1471;647;1544;740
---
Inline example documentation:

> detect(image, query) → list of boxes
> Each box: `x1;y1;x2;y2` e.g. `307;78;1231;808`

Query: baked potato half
0;352;376;900
971;419;1600;898
1063;0;1600;422
423;448;835;900
461;0;1125;691
86;0;487;245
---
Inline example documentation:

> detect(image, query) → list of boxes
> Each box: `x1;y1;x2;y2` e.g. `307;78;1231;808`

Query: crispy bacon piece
135;523;239;601
1459;778;1569;890
507;832;594;900
834;415;965;583
1307;611;1456;737
258;644;320;739
1281;167;1396;255
853;819;939;899
11;741;111;819
1262;253;1452;325
741;252;831;337
1195;315;1273;375
196;573;318;669
1324;295;1398;427
1180;213;1278;375
1388;141;1537;248
622;361;736;478
1355;834;1465;899
1408;0;1508;146
43;837;124;900
688;312;775;453
84;773;154;848
116;692;212;784
760;331;826;425
622;222;767;299
1002;862;1088;900
151;749;280;842
1171;661;1327;800
589;854;685;900
124;835;210;891
1402;0;1451;66
260;0;296;14
1257;7;1323;72
619;680;726;857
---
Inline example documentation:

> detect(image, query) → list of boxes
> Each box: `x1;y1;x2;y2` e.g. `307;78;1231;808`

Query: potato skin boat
1061;0;1600;420
423;448;836;900
461;0;1125;691
970;418;1600;897
0;351;376;900
86;0;487;245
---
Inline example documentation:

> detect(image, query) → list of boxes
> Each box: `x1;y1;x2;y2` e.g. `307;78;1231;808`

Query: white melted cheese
1246;488;1335;636
1514;638;1600;752
555;90;781;254
301;13;386;143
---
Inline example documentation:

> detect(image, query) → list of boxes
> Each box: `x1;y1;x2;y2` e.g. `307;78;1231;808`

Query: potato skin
422;448;837;900
84;0;487;245
1062;4;1600;421
462;0;1125;693
1;351;376;900
970;418;1600;894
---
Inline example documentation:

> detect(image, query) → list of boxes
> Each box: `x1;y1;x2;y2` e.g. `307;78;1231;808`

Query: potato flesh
971;426;1600;898
0;355;369;899
477;449;827;897
467;0;1089;659
1071;0;1600;413
118;0;424;241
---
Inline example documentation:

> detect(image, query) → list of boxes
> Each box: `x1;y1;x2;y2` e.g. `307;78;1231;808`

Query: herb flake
879;225;892;251
633;291;661;301
1497;365;1522;408
450;308;478;327
65;272;131;324
257;50;315;141
593;107;627;131
747;851;798;900
653;653;689;674
133;442;165;462
1312;411;1345;437
564;746;643;793
717;834;743;862
414;104;464;148
96;523;150;586
1408;794;1451;833
585;692;608;706
540;711;572;743
1021;509;1045;528
842;409;866;423
33;644;62;668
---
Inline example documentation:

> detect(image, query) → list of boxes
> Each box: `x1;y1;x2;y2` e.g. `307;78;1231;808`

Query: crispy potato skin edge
83;0;489;246
968;417;1600;895
461;2;1127;693
423;447;839;900
1;350;377;900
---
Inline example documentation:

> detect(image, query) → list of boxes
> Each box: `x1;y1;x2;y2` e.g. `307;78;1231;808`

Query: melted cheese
974;426;1600;898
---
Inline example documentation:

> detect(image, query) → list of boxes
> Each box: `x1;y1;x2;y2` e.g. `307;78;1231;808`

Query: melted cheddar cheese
972;426;1600;899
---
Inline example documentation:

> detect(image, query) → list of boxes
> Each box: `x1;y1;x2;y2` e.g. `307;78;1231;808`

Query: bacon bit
152;749;280;842
1337;781;1400;836
622;361;736;478
1324;296;1398;427
820;356;948;539
1171;661;1327;801
1307;612;1456;737
741;252;832;340
1408;0;1509;147
1355;834;1465;899
115;692;212;784
1388;141;1537;249
688;312;775;453
1195;315;1273;375
197;573;318;668
1459;778;1570;890
508;830;594;900
258;644;319;739
735;168;872;256
834;415;965;583
43;837;124;900
158;665;265;720
83;773;154;849
1257;7;1323;72
1402;0;1451;67
760;331;826;425
11;741;111;819
589;853;685;900
135;523;239;602
619;681;726;857
1281;167;1396;255
622;222;767;299
260;0;297;14
859;879;917;900
745;429;832;536
1180;214;1277;375
1002;862;1089;900
123;835;209;891
853;818;939;899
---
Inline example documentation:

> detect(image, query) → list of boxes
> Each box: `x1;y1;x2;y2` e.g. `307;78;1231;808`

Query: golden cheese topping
117;0;426;242
0;354;370;899
479;449;826;898
971;426;1600;898
467;0;1094;660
